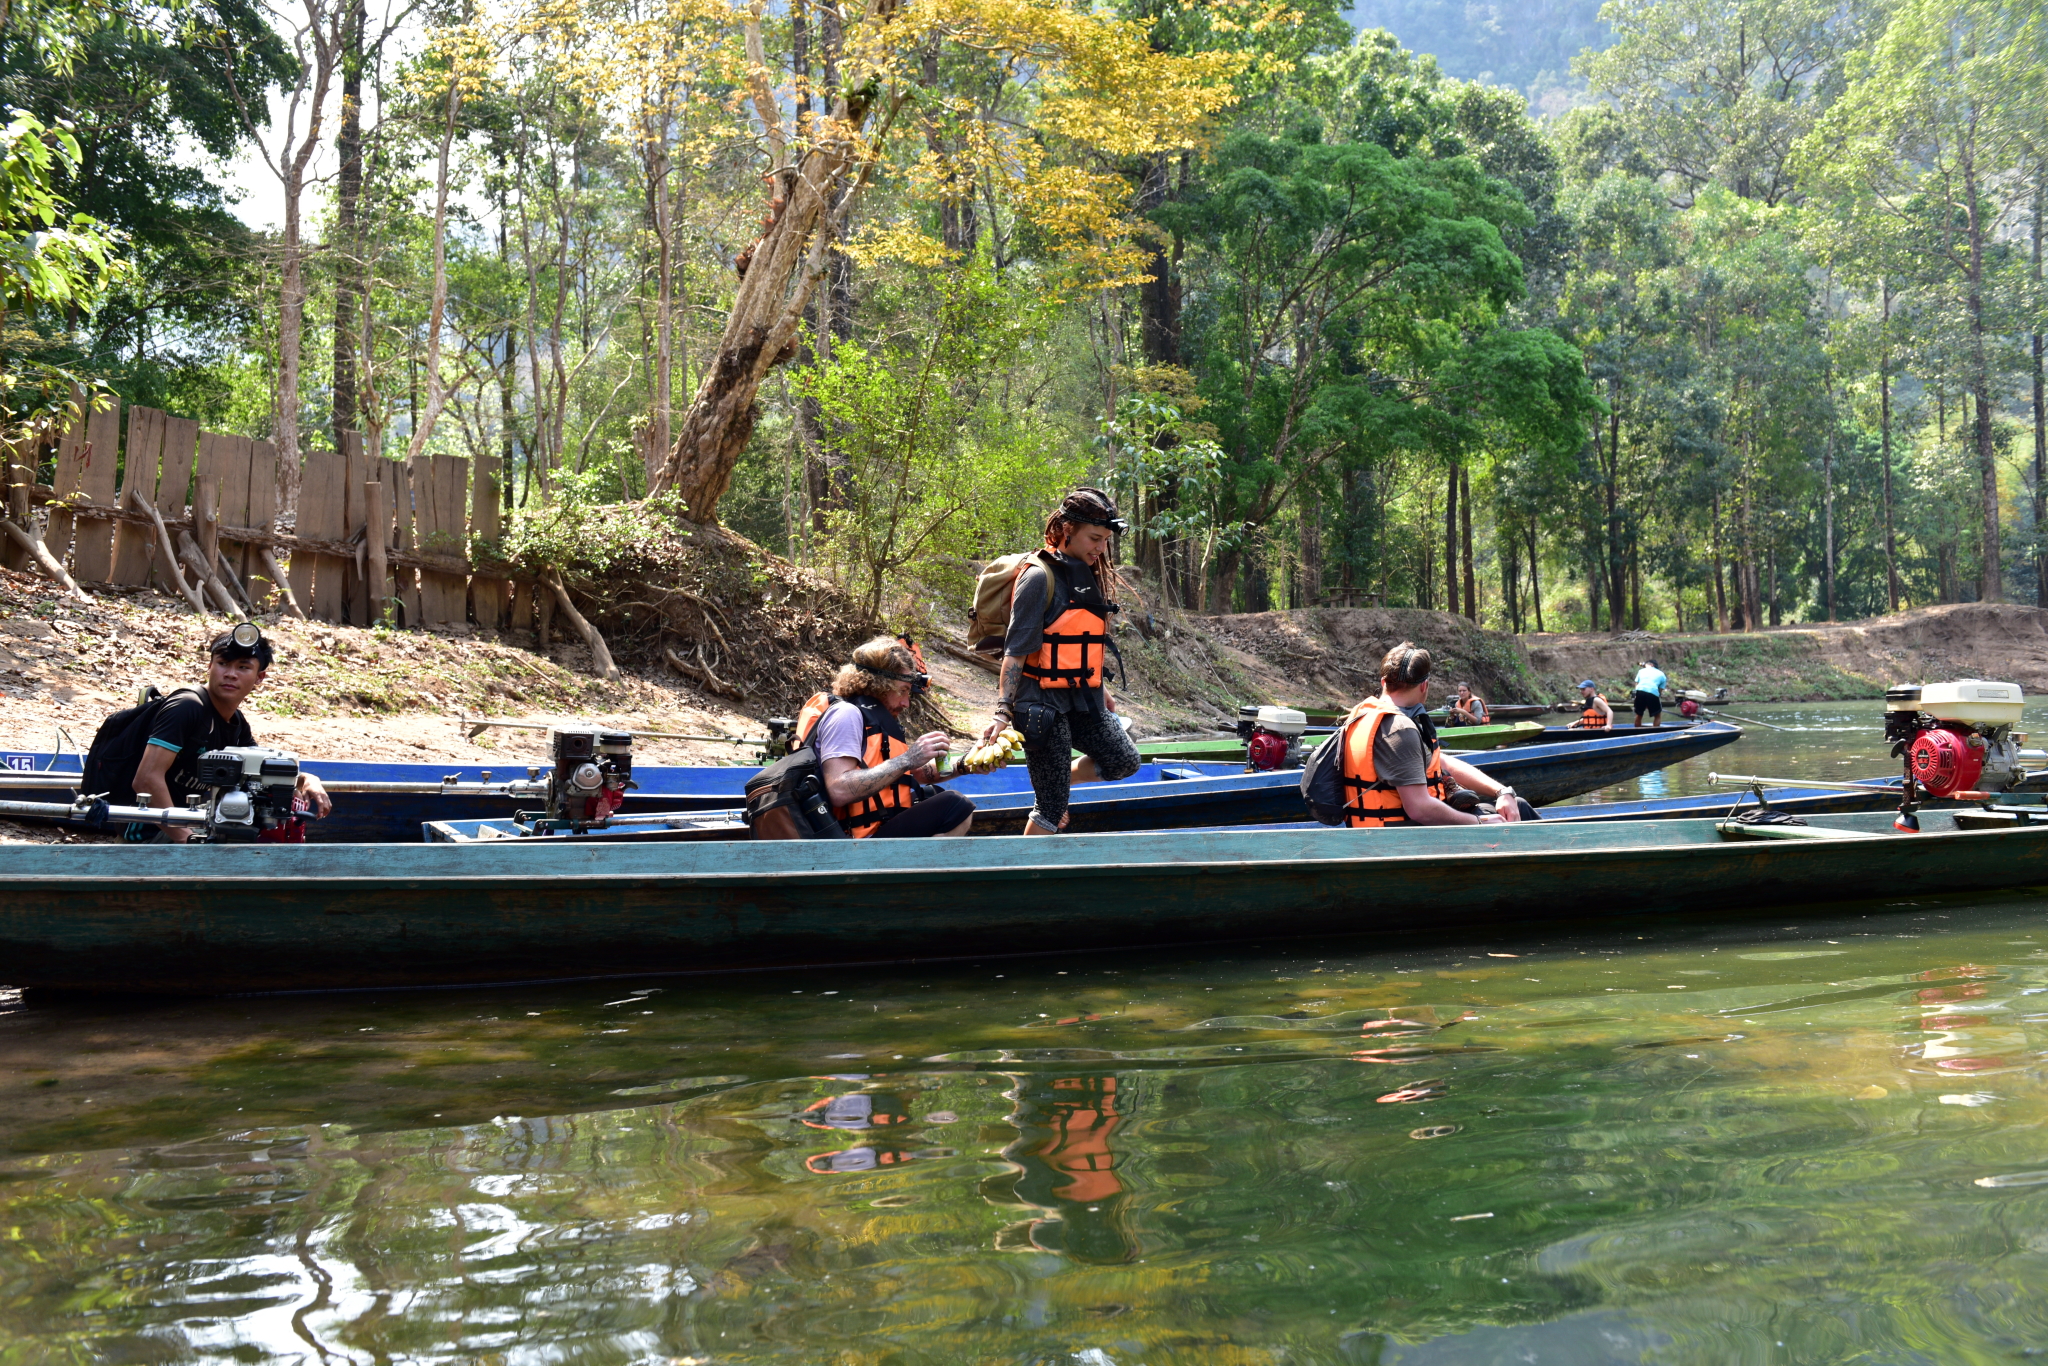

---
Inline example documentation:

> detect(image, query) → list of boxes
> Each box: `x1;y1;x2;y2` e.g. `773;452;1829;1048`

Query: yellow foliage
843;220;957;269
485;0;1241;294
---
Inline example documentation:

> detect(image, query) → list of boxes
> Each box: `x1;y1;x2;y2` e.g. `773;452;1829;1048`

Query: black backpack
742;742;850;840
81;686;203;799
1300;722;1353;825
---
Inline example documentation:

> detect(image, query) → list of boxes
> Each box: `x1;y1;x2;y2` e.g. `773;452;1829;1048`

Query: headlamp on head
210;622;273;669
887;635;931;696
1067;486;1129;536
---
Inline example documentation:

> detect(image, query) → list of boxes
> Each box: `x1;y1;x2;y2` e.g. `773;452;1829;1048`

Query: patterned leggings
1023;705;1142;829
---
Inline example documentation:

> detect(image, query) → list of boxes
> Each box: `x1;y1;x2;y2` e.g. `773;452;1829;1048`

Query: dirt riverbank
1523;603;2048;702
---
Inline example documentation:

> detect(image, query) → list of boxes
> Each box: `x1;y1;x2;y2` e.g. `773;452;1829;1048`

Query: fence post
365;479;389;626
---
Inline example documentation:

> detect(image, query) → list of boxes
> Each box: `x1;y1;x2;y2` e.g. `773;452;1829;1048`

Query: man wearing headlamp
119;624;330;843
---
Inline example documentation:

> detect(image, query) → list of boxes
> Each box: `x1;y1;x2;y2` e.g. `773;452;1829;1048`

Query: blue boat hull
1;723;1740;842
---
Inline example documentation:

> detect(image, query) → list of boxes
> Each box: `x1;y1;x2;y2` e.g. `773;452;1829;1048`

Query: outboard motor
547;726;635;830
1885;681;2026;830
1245;706;1309;772
188;746;307;842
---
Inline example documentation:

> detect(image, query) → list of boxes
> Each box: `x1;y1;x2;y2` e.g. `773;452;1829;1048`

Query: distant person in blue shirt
1631;660;1669;728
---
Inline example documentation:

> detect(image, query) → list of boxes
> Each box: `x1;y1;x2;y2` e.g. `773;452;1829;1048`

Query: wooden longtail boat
1176;777;1943;836
1295;703;1553;725
3;809;2040;995
1133;720;1545;763
0;723;1740;842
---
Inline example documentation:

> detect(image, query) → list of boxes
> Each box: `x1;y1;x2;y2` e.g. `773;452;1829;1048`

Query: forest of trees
2;0;2045;635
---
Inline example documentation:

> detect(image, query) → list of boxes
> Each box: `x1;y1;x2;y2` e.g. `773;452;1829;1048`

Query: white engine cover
1254;706;1309;737
1887;680;2026;726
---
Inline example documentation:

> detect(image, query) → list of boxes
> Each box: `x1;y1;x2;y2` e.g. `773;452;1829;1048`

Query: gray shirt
1004;552;1106;715
1372;708;1431;788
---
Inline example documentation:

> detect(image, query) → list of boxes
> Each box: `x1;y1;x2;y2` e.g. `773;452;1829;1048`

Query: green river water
8;702;2048;1363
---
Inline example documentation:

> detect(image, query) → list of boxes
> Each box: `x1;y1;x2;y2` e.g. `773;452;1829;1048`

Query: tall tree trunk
1823;384;1836;621
1442;466;1459;617
1300;499;1321;606
330;0;365;452
921;43;976;255
1208;545;1241;615
1459;465;1476;623
403;73;463;462
650;0;906;521
497;174;519;504
1966;157;2002;601
1502;524;1519;632
1135;150;1178;365
1525;519;1543;632
1711;491;1728;632
641;98;677;490
1604;406;1624;631
1738;446;1760;631
1881;280;1900;611
1629;539;1642;630
1767;548;1780;626
2032;163;2045;607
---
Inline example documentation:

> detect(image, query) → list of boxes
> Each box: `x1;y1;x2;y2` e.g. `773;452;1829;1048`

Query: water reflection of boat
799;1092;914;1130
804;1145;921;1174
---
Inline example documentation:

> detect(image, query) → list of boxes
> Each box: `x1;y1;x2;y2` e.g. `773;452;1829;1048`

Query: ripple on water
9;911;2048;1361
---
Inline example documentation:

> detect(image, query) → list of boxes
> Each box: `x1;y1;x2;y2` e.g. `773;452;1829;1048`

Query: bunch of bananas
959;727;1026;774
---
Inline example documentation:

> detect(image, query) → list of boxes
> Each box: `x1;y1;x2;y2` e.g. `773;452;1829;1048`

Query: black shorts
870;789;975;837
1632;690;1662;717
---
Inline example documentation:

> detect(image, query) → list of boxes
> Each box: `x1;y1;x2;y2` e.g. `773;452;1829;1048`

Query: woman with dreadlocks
981;487;1143;835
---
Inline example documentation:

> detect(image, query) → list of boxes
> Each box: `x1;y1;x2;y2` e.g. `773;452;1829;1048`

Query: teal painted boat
1137;721;1543;763
3;810;2041;995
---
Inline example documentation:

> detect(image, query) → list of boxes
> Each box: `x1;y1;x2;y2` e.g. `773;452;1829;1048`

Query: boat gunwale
6;810;2042;893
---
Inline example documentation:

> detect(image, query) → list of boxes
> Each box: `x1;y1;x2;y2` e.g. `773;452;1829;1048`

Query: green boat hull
1134;721;1543;763
4;812;2044;995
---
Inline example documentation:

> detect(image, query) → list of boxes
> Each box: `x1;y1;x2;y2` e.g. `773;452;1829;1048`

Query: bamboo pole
124;485;207;614
0;519;90;602
261;546;307;619
178;531;244;615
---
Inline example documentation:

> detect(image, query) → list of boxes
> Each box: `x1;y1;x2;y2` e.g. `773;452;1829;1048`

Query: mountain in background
1347;0;1612;114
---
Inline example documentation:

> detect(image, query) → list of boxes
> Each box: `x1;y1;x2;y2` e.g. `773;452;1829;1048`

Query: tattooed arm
823;732;949;808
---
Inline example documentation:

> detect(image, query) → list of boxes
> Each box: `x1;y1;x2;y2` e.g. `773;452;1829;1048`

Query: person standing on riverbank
980;488;1142;835
1631;660;1668;728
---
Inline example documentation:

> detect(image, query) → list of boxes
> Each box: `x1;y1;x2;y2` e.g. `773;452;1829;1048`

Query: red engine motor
1241;706;1309;772
1246;729;1293;772
1905;724;1986;798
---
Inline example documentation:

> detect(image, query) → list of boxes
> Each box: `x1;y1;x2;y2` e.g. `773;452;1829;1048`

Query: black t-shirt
1004;552;1105;715
144;690;255;798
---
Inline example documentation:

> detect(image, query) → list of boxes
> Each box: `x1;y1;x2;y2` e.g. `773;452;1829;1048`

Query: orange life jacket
1338;695;1450;828
1020;551;1116;692
794;692;919;837
1579;696;1609;730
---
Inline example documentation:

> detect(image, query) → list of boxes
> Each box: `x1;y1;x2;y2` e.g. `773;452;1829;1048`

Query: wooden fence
0;394;540;632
